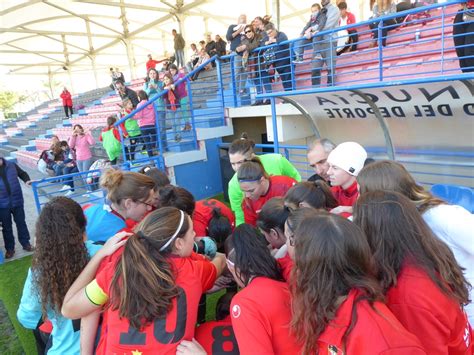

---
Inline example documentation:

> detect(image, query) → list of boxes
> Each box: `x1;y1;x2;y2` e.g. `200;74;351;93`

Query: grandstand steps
0;144;18;157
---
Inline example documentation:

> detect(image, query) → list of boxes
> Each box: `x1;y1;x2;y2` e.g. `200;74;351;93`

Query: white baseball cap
327;142;367;176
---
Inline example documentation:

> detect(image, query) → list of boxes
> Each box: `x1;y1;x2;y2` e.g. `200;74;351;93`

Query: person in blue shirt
17;197;103;354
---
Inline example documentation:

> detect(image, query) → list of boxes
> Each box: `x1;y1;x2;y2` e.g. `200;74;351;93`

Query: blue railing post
216;58;226;125
329;35;335;86
185;78;199;150
289;42;296;90
118;125;127;163
377;20;384;81
230;55;238;107
155;103;164;156
270;97;279;153
31;180;42;213
441;6;446;74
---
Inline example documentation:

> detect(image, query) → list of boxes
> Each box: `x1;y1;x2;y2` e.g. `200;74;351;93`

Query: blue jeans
0;205;30;251
175;50;185;68
294;37;316;59
77;159;92;191
140;125;156;157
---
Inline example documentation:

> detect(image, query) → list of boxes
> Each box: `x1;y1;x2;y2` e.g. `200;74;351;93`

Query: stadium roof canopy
0;0;371;94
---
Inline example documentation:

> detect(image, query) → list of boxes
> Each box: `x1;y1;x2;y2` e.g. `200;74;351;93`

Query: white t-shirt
423;204;474;324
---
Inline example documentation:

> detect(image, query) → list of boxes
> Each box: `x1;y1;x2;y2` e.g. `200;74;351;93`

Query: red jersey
230;277;301;354
243;176;297;226
94;252;217;354
193;199;235;237
386;264;473;355
317;289;426;354
331;180;358;207
277;253;293;283
195;315;239;354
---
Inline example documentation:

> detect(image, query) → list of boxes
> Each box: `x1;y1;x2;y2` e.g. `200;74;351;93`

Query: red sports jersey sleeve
188;252;218;292
277;253;293;283
195;316;239;355
242;199;258;226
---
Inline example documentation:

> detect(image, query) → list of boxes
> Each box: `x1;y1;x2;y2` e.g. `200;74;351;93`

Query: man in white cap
326;141;367;209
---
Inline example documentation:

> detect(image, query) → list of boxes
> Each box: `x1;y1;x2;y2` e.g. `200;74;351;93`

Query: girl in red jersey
257;197;290;257
61;207;226;354
284;180;338;211
225;224;301;354
291;211;427;355
354;191;472;355
237;158;296;226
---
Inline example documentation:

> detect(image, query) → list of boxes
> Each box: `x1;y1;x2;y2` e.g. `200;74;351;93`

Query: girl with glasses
225;224;301;354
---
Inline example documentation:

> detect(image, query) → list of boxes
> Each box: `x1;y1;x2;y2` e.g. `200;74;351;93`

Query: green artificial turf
0;256;36;355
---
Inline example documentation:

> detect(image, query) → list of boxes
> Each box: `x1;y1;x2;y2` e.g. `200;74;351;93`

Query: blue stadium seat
430;184;474;213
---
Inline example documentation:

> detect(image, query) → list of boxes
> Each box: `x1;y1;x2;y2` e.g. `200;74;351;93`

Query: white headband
159;210;185;252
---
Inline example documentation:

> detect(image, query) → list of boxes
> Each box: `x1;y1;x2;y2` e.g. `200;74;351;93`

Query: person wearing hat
326;142;367;216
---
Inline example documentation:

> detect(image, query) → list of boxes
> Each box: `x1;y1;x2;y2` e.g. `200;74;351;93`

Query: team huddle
16;135;473;354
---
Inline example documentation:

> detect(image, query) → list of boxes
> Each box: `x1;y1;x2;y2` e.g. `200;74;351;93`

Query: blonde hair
100;169;156;205
357;160;445;213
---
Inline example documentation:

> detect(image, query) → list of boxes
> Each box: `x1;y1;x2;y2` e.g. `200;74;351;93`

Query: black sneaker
22;244;34;252
5;250;15;259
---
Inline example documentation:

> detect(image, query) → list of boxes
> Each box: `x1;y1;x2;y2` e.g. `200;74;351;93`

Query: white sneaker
83;193;90;198
60;185;69;191
65;190;74;197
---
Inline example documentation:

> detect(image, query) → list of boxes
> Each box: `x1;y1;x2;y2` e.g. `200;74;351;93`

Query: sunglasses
136;200;154;209
245;30;253;34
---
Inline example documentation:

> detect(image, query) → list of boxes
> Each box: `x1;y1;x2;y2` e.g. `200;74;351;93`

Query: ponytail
208;209;232;249
100;169;156;205
109;207;190;329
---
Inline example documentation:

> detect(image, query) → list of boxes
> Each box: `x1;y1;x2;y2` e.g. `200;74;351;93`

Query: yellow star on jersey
131;350;142;355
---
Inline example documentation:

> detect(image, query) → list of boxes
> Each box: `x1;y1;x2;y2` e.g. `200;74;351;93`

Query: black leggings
369;18;398;47
63;105;73;118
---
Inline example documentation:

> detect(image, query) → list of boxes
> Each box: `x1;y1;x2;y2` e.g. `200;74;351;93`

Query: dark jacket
273;31;290;64
205;40;216;56
0;159;29;209
215;39;227;56
119;87;139;108
226;24;245;51
174;33;186;50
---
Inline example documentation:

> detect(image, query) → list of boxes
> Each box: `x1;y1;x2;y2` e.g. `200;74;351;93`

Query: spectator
17;197;103;354
132;91;156;157
191;45;212;81
162;73;182;142
169;64;191;131
264;23;292;91
293;3;322;63
109;67;122;90
68;124;95;176
253;15;271;44
369;0;398;47
115;67;125;83
227;14;248;94
185;43;199;72
453;1;474;73
143;68;167;151
237;25;271;105
60;87;73;119
58;141;78;196
120;98;141;161
205;33;216;57
0;156;33;259
145;54;163;72
99;115;122;165
115;80;139;108
311;0;341;87
306;137;335;182
214;34;227;56
172;29;186;68
337;2;358;55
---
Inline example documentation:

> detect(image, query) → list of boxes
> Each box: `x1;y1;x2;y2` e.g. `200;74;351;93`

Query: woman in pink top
69;124;95;173
133;90;157;157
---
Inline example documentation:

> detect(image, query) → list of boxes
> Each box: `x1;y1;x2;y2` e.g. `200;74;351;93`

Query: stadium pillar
61;34;75;94
85;19;99;89
120;2;137;79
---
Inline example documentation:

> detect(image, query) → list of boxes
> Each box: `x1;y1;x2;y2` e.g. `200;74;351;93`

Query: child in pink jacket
68;124;95;173
133;90;158;156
